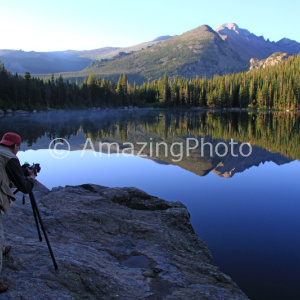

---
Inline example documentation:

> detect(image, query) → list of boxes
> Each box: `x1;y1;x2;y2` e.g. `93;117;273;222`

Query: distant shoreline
1;106;300;116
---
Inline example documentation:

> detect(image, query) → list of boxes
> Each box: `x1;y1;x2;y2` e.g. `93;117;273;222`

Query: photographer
0;132;35;293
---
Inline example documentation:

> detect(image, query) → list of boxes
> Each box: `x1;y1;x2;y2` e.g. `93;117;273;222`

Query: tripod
13;189;58;270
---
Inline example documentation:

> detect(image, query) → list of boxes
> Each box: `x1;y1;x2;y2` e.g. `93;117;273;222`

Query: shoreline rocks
2;182;248;299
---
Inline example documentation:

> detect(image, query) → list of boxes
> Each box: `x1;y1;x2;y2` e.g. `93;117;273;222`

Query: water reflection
0;109;298;178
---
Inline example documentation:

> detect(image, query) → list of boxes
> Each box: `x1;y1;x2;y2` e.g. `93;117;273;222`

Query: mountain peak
223;23;240;30
215;22;300;61
177;24;217;41
216;23;240;34
277;37;295;45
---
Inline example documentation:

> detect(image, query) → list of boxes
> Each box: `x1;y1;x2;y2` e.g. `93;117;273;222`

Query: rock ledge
2;182;248;299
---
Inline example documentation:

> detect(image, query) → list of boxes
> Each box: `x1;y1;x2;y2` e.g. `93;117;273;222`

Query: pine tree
162;73;171;105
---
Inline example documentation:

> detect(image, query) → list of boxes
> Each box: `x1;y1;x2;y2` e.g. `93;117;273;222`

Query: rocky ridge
1;181;248;299
215;23;300;61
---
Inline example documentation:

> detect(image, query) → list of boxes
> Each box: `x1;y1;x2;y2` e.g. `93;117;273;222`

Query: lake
1;109;300;300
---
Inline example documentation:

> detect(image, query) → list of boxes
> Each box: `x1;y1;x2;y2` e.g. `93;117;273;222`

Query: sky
1;0;299;52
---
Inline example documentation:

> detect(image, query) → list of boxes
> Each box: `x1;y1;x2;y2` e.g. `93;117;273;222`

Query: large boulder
1;182;248;299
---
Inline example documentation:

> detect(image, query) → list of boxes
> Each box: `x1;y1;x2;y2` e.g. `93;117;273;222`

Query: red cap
0;132;21;146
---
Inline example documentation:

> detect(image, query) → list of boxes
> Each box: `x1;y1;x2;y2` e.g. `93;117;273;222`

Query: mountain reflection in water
2;109;300;300
0;109;298;177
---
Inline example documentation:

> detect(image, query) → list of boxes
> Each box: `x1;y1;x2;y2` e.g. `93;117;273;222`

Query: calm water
1;109;300;300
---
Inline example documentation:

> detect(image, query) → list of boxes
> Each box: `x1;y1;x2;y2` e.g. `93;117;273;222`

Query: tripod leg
29;191;58;270
29;197;42;242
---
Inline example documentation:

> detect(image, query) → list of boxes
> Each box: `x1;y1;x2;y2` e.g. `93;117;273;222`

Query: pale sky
1;0;299;52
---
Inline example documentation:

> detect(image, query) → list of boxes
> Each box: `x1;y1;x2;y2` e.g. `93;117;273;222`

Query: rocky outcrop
249;52;292;70
1;181;248;299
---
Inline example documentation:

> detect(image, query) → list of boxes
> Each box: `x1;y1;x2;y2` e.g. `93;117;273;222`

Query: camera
22;163;41;177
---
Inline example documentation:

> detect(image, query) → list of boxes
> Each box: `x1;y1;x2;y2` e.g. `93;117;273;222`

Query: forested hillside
0;54;299;111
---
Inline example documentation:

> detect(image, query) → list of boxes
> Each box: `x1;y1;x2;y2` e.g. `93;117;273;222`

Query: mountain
0;49;93;74
74;36;173;61
151;35;173;42
57;23;300;84
276;37;300;53
1;23;300;83
64;25;248;83
0;36;172;75
215;23;300;61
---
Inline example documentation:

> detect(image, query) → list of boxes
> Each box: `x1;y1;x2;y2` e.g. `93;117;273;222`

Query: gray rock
14;110;29;114
1;182;248;299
